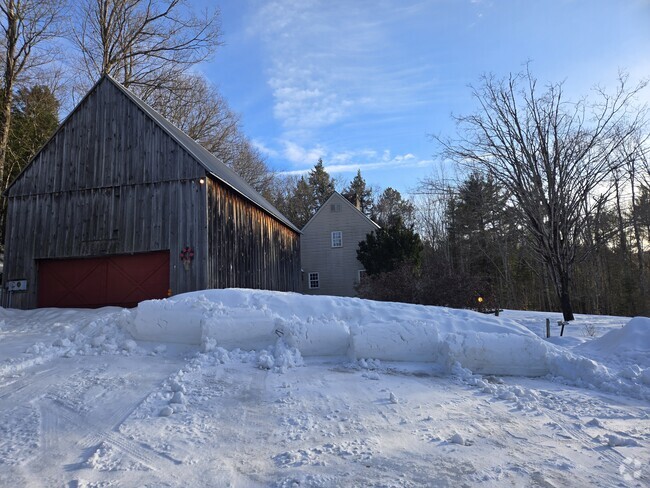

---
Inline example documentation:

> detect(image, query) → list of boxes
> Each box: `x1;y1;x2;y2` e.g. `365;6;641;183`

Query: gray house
3;75;300;309
301;192;379;296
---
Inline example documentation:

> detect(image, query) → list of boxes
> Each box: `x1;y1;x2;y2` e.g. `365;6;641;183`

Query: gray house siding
301;192;379;297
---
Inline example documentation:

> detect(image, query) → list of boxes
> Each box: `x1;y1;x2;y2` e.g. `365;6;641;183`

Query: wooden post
560;321;566;337
546;318;550;338
495;309;500;317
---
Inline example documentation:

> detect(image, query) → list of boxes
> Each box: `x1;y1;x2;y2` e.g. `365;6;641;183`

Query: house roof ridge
302;191;380;232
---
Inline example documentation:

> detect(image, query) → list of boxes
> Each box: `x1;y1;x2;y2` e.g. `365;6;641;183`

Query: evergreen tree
286;176;315;229
357;220;423;275
5;85;59;188
343;169;372;215
308;158;335;209
636;185;650;239
445;172;514;307
372;187;415;228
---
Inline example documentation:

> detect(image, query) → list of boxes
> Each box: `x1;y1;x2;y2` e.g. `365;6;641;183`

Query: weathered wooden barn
2;75;300;309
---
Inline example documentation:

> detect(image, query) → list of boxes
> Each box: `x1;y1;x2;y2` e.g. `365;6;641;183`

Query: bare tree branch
434;68;648;320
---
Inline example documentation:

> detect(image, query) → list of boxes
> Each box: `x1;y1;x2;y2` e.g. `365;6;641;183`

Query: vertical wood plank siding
206;179;300;292
4;79;207;308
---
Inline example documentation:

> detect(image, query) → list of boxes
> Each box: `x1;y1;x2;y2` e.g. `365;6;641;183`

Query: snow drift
127;289;562;376
576;316;650;367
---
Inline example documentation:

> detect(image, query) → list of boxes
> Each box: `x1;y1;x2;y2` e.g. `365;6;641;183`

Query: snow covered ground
0;290;648;487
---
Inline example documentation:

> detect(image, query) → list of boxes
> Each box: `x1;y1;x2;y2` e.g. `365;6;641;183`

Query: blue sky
199;0;650;195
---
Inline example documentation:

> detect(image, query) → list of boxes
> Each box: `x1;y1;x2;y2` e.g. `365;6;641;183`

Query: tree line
358;69;650;319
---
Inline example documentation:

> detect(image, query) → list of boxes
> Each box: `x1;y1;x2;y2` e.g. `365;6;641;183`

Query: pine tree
343;169;372;215
445;172;513;306
372;187;415;228
308;158;335;209
5;85;59;188
357;221;423;275
285;177;315;229
1;84;59;242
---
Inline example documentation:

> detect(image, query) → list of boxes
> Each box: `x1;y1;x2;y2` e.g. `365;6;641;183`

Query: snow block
277;316;351;357
201;309;277;350
126;299;203;344
350;320;441;362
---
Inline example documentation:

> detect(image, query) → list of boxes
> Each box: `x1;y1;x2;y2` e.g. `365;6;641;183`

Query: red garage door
38;251;170;308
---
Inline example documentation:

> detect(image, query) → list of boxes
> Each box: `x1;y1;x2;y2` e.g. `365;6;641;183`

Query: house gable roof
6;75;299;233
302;191;380;233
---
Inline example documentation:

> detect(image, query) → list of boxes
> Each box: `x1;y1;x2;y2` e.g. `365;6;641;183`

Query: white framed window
330;203;341;212
309;272;320;289
331;231;343;248
358;269;367;282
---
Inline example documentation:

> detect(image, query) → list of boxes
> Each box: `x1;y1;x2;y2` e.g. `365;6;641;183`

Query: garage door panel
108;252;169;284
39;258;107;307
105;255;169;306
38;252;170;308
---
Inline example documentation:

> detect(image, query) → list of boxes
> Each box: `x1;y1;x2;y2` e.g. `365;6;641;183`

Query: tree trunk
0;85;11;190
0;0;18;192
614;177;627;253
629;165;646;311
559;274;575;321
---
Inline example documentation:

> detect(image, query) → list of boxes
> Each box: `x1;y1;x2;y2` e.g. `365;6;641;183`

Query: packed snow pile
0;307;138;377
576;316;650;367
126;289;618;380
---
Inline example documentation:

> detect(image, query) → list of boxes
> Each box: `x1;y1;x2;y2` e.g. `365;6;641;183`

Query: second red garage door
38;251;170;308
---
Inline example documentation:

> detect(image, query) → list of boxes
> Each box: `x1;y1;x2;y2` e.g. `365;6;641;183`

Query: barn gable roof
6;75;299;233
105;76;299;232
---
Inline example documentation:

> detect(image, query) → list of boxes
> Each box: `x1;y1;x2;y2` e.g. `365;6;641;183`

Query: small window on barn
309;272;320;289
331;231;342;248
330;204;341;212
358;269;367;282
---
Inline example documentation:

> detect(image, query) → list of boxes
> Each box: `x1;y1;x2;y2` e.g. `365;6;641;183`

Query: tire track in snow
0;366;59;403
40;401;59;454
539;406;630;485
47;398;178;471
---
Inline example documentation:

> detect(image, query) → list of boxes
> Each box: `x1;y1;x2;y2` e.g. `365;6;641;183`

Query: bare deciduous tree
148;72;239;150
147;73;275;195
71;0;221;94
228;139;275;198
436;68;647;321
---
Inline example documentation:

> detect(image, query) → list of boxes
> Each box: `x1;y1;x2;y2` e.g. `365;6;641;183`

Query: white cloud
248;0;439;136
251;139;279;158
282;141;326;165
276;143;432;175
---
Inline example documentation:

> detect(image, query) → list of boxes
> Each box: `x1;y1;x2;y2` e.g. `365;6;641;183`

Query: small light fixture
199;177;205;185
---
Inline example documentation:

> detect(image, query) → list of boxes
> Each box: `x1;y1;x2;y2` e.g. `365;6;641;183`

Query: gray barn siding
4;78;209;308
4;181;207;308
206;179;300;292
4;76;302;309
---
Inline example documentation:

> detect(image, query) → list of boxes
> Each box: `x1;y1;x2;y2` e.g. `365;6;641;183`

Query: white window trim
331;231;343;248
358;269;366;282
308;272;320;289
